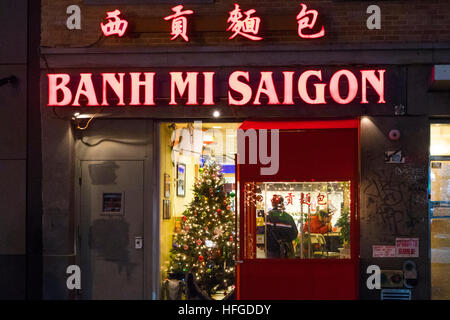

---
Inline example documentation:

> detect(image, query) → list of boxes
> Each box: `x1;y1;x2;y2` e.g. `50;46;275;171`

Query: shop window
246;181;351;259
430;123;450;300
159;122;240;300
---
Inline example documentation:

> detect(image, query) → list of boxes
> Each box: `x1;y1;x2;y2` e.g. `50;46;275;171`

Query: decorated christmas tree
168;162;235;297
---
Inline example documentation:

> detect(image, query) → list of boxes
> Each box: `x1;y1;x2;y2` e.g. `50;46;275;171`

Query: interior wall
159;123;198;280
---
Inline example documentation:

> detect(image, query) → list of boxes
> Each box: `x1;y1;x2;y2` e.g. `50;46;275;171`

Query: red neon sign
164;5;194;42
47;69;386;107
100;9;128;37
227;4;262;41
296;3;325;39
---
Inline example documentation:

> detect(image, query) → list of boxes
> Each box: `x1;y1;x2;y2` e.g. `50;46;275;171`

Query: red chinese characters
296;3;325;39
47;69;386;107
300;192;311;206
227;4;262;41
164;5;194;42
100;9;128;37
286;193;295;205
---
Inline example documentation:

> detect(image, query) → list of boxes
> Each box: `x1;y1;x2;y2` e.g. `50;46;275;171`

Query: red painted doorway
235;119;360;300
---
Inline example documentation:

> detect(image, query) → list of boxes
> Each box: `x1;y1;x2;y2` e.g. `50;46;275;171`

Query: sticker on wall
372;245;396;258
396;238;419;257
380;270;404;288
384;150;405;163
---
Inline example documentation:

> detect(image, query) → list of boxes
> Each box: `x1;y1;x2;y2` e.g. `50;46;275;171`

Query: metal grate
381;289;412;300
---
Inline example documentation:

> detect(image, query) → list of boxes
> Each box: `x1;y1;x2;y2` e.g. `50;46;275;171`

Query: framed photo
177;163;186;197
164;173;171;198
163;199;171;220
101;192;124;215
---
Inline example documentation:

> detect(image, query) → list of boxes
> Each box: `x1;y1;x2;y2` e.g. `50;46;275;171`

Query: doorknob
135;236;143;249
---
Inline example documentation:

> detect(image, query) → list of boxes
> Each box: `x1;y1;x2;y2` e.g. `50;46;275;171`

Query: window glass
247;181;351;259
430;124;450;156
430;161;450;215
430;124;450;300
159;122;239;300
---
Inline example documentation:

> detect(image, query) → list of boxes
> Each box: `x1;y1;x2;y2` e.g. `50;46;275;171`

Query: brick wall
41;0;450;48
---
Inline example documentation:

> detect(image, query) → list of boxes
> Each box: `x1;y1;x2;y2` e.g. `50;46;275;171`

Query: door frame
235;119;360;299
73;119;158;300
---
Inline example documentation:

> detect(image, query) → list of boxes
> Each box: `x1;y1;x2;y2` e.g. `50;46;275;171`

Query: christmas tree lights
168;162;235;297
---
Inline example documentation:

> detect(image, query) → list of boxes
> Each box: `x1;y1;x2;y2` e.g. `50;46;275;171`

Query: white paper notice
372;245;396;257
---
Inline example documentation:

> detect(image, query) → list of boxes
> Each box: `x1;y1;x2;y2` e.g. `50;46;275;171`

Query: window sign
245;181;352;260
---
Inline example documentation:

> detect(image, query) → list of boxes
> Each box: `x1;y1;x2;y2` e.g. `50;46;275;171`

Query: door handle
135;236;143;249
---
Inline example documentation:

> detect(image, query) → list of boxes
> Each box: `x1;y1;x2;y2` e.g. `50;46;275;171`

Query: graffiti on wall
363;162;427;235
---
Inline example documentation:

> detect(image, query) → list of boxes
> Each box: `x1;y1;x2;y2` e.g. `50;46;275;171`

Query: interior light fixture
213;110;220;118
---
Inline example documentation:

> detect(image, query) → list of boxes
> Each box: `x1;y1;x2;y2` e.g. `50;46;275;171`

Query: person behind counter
303;209;332;234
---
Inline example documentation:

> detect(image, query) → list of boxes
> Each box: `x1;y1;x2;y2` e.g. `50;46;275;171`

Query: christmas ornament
183;245;188;250
196;239;202;246
216;208;222;214
198;255;204;262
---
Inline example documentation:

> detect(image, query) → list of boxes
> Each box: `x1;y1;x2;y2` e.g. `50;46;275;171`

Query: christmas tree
168;162;235;297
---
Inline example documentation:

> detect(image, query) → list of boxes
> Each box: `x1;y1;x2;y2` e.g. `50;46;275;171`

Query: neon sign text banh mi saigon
47;69;386;107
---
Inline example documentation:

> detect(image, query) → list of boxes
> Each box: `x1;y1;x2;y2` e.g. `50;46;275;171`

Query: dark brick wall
41;0;450;48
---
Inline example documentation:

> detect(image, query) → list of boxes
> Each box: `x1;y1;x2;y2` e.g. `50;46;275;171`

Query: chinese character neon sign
227;4;262;41
164;5;194;42
296;3;325;39
100;9;128;37
47;69;386;107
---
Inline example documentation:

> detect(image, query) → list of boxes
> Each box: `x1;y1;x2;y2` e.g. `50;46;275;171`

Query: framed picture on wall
164;173;171;198
163;199;171;220
177;163;186;197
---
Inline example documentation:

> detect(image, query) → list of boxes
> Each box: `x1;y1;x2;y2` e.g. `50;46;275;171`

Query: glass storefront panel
430;124;450;156
245;181;351;259
159;122;240;300
430;123;450;300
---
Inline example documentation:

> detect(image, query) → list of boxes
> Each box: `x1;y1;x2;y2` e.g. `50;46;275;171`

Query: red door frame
235;119;360;300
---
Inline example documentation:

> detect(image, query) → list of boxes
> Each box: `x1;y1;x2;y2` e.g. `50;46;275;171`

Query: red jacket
303;215;331;234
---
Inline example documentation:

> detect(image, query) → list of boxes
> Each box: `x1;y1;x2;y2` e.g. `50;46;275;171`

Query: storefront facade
36;0;450;300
